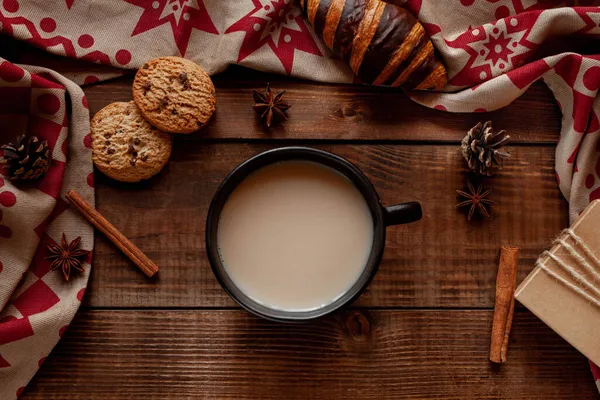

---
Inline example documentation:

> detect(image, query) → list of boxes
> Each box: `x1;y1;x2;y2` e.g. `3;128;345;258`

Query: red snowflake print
0;177;16;239
467;22;530;78
225;0;321;74
124;0;218;57
482;30;514;68
447;13;539;86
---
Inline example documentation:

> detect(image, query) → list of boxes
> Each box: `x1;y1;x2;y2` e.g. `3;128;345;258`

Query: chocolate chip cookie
91;101;172;182
132;56;216;134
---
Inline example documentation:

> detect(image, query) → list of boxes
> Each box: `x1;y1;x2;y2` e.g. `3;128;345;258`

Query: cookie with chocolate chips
132;56;216;134
91;101;172;182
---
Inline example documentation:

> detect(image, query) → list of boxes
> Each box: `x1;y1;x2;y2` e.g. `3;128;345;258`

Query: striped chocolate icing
301;0;447;90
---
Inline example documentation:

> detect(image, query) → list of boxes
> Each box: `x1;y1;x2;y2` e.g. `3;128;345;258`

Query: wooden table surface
3;38;599;399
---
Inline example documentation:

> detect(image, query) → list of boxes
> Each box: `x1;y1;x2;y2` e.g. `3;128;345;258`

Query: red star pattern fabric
443;11;540;87
0;59;94;399
125;0;218;57
0;1;344;86
402;4;600;221
1;0;600;396
225;0;321;74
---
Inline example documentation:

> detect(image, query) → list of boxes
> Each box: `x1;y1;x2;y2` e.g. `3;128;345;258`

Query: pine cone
1;134;51;181
461;121;510;176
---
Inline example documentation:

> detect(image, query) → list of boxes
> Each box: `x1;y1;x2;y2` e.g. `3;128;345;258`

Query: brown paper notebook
515;200;600;365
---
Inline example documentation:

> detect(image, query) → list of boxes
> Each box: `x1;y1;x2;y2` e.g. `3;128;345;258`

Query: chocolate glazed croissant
300;0;448;90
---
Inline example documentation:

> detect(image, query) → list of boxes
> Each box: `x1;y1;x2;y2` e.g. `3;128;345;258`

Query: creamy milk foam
217;161;374;312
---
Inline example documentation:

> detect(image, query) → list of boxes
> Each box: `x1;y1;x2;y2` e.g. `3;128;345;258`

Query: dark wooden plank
86;143;568;308
0;30;562;143
83;74;561;143
0;35;561;142
21;310;596;399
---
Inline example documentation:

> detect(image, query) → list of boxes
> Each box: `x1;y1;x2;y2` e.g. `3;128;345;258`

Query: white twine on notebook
563;229;600;281
536;229;600;307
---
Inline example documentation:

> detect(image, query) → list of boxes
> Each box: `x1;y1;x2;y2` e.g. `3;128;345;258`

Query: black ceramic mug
205;147;422;322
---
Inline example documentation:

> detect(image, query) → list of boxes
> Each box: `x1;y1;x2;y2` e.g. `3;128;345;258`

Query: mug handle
383;201;422;226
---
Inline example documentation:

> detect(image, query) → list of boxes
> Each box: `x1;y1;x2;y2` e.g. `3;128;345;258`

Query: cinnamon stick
65;190;159;278
490;245;519;363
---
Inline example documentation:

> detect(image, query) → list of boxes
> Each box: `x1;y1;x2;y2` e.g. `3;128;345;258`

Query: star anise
456;181;494;220
253;84;291;127
46;233;90;281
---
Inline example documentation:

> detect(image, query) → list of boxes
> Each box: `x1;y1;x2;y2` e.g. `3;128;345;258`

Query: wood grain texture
86;143;568;308
1;35;561;142
4;36;586;400
83;74;561;143
22;310;597;399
